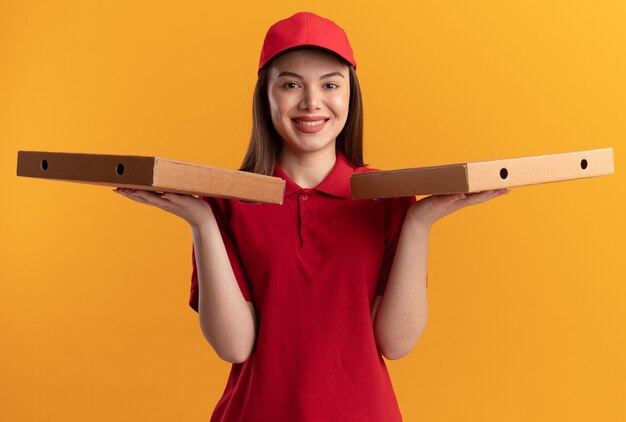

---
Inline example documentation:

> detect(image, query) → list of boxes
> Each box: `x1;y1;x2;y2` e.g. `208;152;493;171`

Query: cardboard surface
350;148;615;198
16;151;286;204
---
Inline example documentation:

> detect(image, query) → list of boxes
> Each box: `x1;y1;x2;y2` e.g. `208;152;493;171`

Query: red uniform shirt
190;150;427;421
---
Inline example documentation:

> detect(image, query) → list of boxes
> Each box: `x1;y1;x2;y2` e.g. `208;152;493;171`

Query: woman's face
266;49;350;156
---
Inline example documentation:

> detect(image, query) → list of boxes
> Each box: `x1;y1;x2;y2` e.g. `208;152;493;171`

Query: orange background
1;1;625;421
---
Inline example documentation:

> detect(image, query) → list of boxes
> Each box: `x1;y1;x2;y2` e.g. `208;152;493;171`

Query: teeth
295;119;326;126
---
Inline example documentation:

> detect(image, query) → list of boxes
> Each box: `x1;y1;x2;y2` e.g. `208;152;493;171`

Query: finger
132;189;178;208
124;190;152;205
117;190;149;205
482;189;509;195
455;190;498;205
161;192;185;204
441;193;466;202
474;189;507;199
115;188;135;199
472;190;508;203
116;188;164;207
159;192;197;207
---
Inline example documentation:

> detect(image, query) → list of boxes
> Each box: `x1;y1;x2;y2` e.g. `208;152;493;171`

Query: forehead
268;49;348;75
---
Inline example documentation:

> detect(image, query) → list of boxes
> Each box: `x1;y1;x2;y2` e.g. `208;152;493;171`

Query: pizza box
16;151;286;204
351;148;615;199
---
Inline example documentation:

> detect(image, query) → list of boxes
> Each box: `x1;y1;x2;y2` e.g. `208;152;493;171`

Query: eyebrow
276;71;345;79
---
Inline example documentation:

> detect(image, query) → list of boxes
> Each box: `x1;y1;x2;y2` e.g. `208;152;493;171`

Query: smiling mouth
291;118;330;126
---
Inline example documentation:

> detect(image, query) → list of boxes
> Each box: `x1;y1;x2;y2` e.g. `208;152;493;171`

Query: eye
325;83;339;89
283;82;300;89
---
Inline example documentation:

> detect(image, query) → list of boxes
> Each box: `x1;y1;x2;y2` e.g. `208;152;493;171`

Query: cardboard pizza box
350;148;615;199
16;151;286;204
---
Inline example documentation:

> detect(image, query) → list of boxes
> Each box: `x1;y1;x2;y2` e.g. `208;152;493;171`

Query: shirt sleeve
189;196;253;312
376;195;428;296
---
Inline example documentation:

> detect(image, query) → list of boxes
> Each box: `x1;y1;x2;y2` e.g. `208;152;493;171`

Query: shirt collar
272;150;354;199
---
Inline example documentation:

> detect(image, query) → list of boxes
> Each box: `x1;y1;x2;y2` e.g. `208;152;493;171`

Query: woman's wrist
190;215;218;236
406;205;434;232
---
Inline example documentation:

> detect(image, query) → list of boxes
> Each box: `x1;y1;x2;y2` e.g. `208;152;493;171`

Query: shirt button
303;211;311;217
301;194;309;200
306;232;313;237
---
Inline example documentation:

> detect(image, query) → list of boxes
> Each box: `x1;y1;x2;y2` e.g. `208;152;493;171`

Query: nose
298;86;321;110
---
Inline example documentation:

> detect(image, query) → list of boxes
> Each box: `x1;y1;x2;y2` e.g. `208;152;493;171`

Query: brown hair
239;49;366;175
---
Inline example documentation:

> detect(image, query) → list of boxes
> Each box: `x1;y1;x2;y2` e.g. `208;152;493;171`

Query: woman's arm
192;220;257;364
372;213;429;360
373;189;510;360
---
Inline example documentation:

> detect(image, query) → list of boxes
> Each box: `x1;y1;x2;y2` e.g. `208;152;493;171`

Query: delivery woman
114;11;509;421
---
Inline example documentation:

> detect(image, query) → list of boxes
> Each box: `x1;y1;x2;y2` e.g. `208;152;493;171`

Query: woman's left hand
408;189;510;229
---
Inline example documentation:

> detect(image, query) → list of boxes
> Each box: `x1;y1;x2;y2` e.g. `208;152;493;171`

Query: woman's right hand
113;188;214;230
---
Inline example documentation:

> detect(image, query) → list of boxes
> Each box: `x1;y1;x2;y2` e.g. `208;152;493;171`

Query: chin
291;139;337;155
280;132;337;154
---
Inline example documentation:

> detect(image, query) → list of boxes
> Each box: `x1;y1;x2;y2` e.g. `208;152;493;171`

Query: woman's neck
278;145;336;189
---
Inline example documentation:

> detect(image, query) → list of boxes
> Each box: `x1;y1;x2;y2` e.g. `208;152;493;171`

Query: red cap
258;12;356;75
